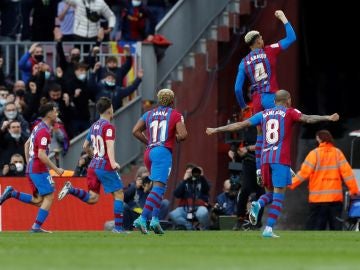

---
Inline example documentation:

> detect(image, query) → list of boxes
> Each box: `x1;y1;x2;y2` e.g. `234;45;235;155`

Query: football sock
114;199;124;230
258;192;273;207
11;190;32;203
32;208;49;229
255;134;262;170
141;186;165;220
267;192;284;227
70;187;90;202
150;186;166;219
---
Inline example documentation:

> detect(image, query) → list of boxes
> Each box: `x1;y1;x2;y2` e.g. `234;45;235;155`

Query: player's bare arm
275;10;288;24
132;119;148;145
300;113;339;124
38;149;64;176
24;138;30;164
206;120;252;135
175;122;188;142
106;139;120;170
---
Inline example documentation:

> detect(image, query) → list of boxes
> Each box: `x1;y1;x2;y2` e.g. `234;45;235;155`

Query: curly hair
157;88;174;107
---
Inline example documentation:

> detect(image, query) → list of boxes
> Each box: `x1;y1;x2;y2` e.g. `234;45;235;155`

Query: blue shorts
149;146;172;184
29;172;54;196
93;169;123;194
262;163;292;189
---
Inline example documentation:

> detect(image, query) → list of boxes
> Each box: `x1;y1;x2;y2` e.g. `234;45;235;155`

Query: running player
132;88;188;234
58;97;127;233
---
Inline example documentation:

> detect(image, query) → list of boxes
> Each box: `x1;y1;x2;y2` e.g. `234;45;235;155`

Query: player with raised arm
132;88;188;234
207;90;339;238
0;102;64;233
58;97;127;233
234;10;296;184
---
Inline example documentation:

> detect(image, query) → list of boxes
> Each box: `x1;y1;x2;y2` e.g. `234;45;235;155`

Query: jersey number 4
254;62;268;82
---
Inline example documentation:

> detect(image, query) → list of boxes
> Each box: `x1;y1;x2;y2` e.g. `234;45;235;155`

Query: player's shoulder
265;43;281;51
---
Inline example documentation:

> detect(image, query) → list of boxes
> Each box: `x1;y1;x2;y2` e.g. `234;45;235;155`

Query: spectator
0;120;28;170
18;43;46;83
96;45;132;86
31;0;59;41
169;164;211;230
147;0;178;25
120;0;156;42
0;88;9;116
123;166;170;230
90;64;143;111
1;153;26;177
0;57;5;87
290;130;359;230
73;151;92;176
49;118;70;157
64;62;92;136
56;1;75;41
65;0;116;44
0;102;30;137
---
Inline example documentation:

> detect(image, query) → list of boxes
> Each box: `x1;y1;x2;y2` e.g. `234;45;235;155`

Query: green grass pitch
0;231;359;270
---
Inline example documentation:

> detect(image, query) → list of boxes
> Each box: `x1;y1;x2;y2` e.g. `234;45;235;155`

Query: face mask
0;98;6;105
15;162;24;172
132;0;142;7
71;55;80;62
45;71;51;80
77;73;86;81
9;132;21;140
34;55;44;62
4;111;17;120
105;81;116;87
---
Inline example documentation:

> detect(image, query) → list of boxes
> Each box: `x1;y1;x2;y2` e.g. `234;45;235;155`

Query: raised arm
299;113;339;124
206;119;252;136
275;10;296;50
234;61;247;109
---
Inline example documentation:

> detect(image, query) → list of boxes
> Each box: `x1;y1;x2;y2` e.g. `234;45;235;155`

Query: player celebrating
58;97;127;233
132;88;188;234
206;90;339;238
234;10;296;183
0;102;64;233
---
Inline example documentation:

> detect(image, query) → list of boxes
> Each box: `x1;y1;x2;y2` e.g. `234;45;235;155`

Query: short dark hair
96;97;112;114
74;62;89;70
48;83;62;93
38;102;56;117
316;129;335;144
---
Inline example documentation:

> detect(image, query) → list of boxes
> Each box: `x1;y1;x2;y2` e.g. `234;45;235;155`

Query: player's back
243;44;281;95
144;106;182;151
88;118;115;170
260;105;301;165
27;121;51;174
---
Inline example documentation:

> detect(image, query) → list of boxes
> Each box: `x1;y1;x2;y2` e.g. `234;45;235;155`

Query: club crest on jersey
152;111;168;117
41;137;48;146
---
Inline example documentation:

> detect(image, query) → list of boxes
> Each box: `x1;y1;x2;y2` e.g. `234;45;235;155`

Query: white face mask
77;73;86;81
9;132;21;140
15;162;24;172
4;111;17;120
0;98;6;105
132;0;142;7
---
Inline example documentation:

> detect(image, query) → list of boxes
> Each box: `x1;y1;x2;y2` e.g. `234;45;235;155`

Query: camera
191;167;202;181
85;7;101;23
9;163;17;172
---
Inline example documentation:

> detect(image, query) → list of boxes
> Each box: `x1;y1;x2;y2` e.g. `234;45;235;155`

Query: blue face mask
77;73;86;81
45;71;51;80
105;81;116;87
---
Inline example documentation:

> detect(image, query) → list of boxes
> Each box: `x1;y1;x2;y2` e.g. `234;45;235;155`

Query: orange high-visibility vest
290;142;359;203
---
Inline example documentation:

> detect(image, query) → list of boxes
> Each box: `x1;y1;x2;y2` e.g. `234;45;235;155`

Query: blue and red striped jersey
141;106;183;150
249;106;302;165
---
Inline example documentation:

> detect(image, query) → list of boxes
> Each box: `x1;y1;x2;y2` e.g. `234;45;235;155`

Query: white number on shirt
29;134;35;157
91;135;105;157
265;119;279;144
254;62;268;82
150;120;167;143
